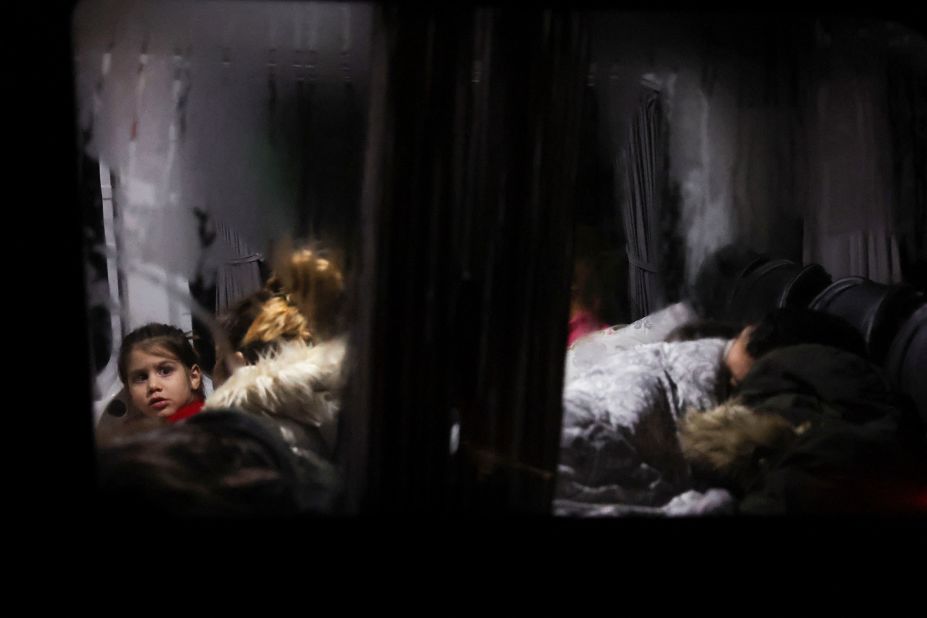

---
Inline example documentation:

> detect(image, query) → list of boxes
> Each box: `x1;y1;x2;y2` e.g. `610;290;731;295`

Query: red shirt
568;309;608;347
166;399;205;424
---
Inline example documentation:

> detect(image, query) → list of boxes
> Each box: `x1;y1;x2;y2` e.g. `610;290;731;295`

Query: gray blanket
556;338;734;515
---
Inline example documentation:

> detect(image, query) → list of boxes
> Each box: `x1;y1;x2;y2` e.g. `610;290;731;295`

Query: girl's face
125;345;202;419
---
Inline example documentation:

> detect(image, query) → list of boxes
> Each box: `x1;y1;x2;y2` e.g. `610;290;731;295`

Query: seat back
727;259;802;324
780;263;832;310
810;277;923;363
692;251;770;322
885;304;927;424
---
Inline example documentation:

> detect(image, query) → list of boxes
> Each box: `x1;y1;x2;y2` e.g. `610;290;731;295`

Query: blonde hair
241;296;311;347
272;246;345;342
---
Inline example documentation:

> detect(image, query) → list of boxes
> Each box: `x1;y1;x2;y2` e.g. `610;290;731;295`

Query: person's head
240;296;311;360
570;257;607;320
275;248;345;342
570;225;613;319
217;289;275;352
231;296;314;366
724;307;868;387
95;410;338;517
212;291;314;386
118;323;204;420
212;288;275;387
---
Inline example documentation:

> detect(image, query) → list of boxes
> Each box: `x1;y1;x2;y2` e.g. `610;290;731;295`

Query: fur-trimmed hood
678;401;808;492
205;336;348;459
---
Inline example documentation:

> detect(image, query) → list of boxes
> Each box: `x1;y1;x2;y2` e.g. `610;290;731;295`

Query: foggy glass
560;13;927;516
74;2;926;515
73;0;371;425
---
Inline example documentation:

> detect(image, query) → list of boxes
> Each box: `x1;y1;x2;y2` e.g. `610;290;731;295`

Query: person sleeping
556;307;867;513
679;343;927;514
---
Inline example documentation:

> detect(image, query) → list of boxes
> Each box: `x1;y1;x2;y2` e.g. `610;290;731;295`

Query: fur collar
678;401;809;491
205;336;347;457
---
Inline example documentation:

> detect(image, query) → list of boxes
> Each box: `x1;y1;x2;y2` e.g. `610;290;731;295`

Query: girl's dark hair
745;307;868;360
117;323;204;395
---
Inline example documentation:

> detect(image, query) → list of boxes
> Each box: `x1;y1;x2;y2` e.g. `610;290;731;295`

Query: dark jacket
733;344;927;514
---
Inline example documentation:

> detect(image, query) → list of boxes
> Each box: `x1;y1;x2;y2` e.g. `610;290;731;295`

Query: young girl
117;323;206;424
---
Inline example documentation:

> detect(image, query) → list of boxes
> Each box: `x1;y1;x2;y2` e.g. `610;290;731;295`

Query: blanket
556;338;733;515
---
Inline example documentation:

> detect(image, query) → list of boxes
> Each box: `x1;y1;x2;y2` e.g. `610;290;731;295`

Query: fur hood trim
205;336;347;457
678;401;809;490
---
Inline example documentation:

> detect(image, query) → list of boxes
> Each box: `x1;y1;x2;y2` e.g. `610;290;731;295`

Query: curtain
603;16;916;293
214;221;264;312
342;6;589;514
885;43;927;287
622;85;666;320
792;19;927;286
801;55;903;284
71;0;372;305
